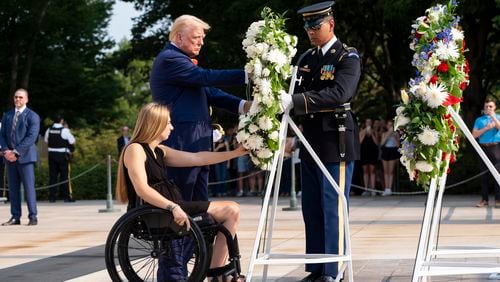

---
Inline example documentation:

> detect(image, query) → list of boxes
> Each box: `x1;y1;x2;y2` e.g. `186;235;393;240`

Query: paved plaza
1;194;500;281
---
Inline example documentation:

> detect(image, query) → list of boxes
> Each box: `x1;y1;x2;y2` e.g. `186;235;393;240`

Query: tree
0;0;125;130
459;0;500;126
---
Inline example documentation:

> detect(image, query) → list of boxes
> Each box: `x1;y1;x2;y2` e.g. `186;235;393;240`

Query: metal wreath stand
246;53;353;282
412;106;500;281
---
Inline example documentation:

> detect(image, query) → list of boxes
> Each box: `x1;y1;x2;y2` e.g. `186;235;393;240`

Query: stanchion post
99;155;120;213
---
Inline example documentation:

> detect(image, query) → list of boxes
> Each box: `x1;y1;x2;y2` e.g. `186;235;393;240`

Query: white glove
212;129;223;142
280;94;294;113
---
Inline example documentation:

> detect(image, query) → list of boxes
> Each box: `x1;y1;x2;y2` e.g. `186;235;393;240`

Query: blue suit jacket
150;43;245;124
0;108;40;164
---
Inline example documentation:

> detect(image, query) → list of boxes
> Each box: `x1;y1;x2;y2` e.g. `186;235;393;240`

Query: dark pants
301;160;354;278
48;152;70;201
160;122;212;280
479;144;500;202
6;161;37;220
0;162;6;198
213;161;228;196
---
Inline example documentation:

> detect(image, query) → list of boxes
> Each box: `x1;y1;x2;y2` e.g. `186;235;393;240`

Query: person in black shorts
359;118;380;195
380;120;400;196
115;102;248;281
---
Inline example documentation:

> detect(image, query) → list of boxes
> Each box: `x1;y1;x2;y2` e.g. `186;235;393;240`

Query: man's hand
280;93;294;113
4;150;17;162
243;100;252;114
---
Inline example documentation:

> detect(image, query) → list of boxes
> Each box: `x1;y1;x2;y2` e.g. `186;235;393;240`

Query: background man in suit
149;14;250;280
116;125;130;155
280;2;361;281
44;114;76;203
0;89;40;226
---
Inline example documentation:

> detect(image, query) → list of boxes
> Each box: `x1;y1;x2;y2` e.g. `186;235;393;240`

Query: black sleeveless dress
125;143;209;215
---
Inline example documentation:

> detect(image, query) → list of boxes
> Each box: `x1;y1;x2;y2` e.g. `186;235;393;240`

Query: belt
318;103;351;113
480;142;499;147
48;148;68;153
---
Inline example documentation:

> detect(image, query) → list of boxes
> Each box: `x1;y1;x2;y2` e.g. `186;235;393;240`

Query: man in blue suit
150;14;250;280
0;88;40;226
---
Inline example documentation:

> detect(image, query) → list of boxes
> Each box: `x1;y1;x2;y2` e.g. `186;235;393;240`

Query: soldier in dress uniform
280;1;361;281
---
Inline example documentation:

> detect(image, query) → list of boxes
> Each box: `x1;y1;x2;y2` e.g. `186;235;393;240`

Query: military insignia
299;66;311;72
330;48;336;54
320;65;335;80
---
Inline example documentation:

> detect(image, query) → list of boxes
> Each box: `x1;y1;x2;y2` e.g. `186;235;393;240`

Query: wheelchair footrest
206;262;240;278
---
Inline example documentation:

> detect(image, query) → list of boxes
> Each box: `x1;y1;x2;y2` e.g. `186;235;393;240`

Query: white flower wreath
237;8;297;169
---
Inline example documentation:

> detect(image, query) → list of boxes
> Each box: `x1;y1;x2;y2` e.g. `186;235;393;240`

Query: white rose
236;130;250;143
242;38;253;48
269;131;279;141
267;48;287;67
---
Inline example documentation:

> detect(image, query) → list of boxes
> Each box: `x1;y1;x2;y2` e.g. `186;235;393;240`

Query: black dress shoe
300;273;320;282
316;275;342;282
64;199;75;203
28;218;38;226
2;218;20;226
315;275;335;282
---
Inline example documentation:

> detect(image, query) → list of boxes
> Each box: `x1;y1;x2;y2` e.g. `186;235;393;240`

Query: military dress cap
297;1;335;29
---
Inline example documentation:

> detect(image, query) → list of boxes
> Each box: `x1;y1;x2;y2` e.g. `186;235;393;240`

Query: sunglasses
303;17;327;31
304;22;325;31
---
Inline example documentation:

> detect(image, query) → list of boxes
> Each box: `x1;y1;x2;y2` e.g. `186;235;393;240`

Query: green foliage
35;126;120;200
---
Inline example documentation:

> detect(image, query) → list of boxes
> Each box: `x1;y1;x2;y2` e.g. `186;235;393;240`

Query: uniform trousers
6;161;37;220
301;160;354;278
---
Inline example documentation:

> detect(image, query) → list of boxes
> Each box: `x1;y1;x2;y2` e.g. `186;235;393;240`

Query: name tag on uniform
320;65;335;80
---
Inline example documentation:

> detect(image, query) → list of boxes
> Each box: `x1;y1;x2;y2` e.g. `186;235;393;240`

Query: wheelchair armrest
190;213;215;227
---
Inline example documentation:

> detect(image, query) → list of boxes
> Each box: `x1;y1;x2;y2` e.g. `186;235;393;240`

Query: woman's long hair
115;103;171;202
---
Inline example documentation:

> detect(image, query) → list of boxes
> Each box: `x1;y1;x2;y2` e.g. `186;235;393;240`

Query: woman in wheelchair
115;102;248;281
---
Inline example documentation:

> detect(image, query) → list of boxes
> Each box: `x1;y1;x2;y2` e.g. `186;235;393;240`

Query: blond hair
169;14;210;42
115;102;171;202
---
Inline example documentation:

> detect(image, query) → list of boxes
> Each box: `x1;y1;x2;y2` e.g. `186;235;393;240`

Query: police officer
280;1;361;281
44;114;75;202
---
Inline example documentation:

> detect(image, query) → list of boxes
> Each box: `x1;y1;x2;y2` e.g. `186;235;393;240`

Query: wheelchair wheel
105;206;209;281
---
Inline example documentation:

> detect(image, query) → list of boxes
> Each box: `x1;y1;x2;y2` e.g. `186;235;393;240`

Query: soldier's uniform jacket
292;39;361;163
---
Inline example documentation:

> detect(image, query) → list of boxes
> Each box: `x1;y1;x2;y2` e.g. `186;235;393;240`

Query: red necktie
191;58;198;66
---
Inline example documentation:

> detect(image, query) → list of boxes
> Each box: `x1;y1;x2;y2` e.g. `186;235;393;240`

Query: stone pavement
0;194;500;281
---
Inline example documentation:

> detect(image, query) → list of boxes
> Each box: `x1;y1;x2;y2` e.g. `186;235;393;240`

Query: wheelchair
105;205;243;281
